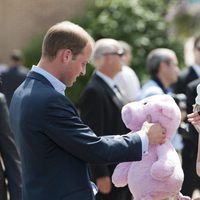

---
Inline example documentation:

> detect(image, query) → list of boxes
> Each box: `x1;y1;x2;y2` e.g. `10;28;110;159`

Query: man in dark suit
9;21;166;200
79;38;132;200
173;36;200;95
184;79;200;195
0;49;28;106
173;35;200;196
0;93;21;200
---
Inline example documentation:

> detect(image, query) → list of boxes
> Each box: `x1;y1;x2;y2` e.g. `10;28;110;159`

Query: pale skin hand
187;112;200;129
96;176;112;194
142;115;166;145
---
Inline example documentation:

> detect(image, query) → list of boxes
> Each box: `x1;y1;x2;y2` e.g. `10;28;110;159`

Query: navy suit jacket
9;71;142;200
0;93;22;200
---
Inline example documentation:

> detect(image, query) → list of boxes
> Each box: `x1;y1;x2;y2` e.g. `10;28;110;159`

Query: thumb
146;115;152;123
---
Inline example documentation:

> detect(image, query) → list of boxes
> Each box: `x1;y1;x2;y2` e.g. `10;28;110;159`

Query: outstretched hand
187;112;200;133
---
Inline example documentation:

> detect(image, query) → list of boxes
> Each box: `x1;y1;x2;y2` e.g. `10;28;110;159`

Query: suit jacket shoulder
173;66;198;94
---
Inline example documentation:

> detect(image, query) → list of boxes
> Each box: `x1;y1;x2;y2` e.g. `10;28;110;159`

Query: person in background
139;48;179;99
0;49;28;106
139;48;184;152
114;41;140;102
173;35;200;95
80;38;132;200
173;35;200;197
0;93;21;200
0;59;8;74
9;21;166;200
182;79;200;196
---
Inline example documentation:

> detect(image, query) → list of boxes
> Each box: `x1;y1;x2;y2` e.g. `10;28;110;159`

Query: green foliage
23;0;184;105
24;34;43;68
171;8;200;40
70;0;183;104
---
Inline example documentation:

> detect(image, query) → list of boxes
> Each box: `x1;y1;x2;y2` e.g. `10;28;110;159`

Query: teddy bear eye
143;102;147;105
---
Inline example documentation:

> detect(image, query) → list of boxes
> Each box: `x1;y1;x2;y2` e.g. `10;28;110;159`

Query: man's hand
142;115;166;145
188;112;200;133
96;176;112;194
187;111;200;125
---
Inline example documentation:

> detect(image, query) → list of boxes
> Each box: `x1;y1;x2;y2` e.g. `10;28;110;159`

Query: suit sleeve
173;76;184;94
44;94;142;165
0;93;22;200
186;83;199;148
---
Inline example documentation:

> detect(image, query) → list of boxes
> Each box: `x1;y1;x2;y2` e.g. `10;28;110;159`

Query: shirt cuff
137;130;149;155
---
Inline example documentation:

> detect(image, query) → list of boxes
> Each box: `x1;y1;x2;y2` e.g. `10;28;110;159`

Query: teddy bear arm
112;162;132;187
151;141;176;180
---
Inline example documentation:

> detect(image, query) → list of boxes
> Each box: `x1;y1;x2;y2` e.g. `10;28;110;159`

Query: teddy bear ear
121;102;145;131
121;104;132;126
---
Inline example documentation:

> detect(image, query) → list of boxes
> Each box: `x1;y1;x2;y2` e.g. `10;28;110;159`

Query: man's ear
61;49;73;64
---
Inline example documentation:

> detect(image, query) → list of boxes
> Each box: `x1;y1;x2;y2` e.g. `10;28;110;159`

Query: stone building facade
0;0;86;63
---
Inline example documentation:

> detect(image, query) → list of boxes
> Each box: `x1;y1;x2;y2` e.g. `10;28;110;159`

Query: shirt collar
152;76;169;94
31;65;66;95
192;64;200;78
95;71;116;89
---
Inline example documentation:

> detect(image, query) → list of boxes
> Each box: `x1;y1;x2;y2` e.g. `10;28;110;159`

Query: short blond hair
42;21;94;60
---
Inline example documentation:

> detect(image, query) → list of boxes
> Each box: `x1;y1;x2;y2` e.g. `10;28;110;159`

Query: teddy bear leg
178;192;191;200
141;195;153;200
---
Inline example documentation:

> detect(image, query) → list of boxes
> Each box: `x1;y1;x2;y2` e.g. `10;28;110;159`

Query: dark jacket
0;93;22;200
9;71;142;200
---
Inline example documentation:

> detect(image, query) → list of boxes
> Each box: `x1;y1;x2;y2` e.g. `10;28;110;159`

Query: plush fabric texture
112;94;191;200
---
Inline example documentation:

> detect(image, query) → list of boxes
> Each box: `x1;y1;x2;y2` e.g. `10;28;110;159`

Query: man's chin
67;80;76;87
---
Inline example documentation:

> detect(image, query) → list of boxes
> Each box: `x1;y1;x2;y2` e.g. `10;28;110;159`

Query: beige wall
0;0;86;63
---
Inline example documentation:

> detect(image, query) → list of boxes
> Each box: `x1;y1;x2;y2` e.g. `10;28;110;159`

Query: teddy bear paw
151;162;174;180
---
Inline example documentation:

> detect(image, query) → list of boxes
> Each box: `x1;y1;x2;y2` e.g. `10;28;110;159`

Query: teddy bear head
122;94;181;140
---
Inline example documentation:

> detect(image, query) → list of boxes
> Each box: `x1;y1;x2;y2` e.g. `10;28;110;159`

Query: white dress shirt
114;65;141;101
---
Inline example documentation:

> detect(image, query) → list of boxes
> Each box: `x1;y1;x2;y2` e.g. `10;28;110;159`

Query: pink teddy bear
112;94;190;200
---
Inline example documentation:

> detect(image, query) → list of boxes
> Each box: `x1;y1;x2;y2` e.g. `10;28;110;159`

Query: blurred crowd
0;35;200;199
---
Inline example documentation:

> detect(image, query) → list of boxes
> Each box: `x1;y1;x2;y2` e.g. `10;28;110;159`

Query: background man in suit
0;49;28;106
173;35;200;95
183;79;200;196
173;35;200;197
79;38;132;200
9;21;166;200
0;92;21;200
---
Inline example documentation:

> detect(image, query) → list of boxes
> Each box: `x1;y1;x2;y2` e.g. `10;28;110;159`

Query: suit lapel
93;74;126;110
190;66;199;80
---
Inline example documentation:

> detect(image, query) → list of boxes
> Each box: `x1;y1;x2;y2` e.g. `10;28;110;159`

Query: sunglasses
103;49;124;57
